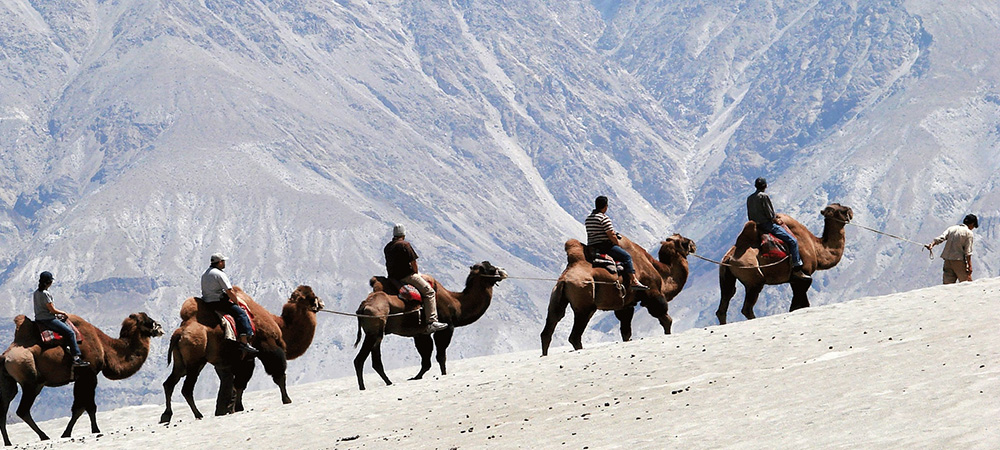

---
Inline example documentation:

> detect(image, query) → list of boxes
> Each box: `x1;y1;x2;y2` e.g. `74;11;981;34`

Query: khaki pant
942;259;971;284
401;273;438;323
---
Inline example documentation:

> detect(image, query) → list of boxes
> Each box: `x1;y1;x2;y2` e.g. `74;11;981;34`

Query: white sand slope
5;278;999;448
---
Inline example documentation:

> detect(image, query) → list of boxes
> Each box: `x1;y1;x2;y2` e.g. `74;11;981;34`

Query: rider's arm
410;260;419;274
606;229;620;246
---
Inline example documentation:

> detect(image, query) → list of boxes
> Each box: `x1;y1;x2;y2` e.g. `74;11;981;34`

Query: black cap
595;196;608;210
963;214;979;228
39;271;53;283
754;177;767;190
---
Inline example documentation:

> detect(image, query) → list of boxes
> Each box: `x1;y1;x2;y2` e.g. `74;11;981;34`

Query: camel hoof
282;397;292;405
158;414;171;424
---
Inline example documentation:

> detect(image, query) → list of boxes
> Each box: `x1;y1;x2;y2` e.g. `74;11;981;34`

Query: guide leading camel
384;224;447;333
747;177;810;281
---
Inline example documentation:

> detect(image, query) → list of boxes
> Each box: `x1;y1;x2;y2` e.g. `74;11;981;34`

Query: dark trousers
206;301;254;337
37;318;82;356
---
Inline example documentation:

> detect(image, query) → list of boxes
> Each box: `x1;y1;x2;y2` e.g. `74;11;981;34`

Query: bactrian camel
717;203;853;324
160;285;323;423
0;312;164;445
353;261;507;390
540;234;696;356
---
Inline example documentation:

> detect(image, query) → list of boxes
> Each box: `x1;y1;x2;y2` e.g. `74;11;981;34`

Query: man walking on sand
926;214;978;284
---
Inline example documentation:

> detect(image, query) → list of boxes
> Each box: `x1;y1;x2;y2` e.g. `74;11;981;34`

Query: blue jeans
595;243;635;275
759;222;803;267
37;318;81;356
206;301;254;337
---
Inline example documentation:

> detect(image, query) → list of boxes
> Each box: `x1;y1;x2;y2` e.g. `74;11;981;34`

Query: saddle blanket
39;320;83;345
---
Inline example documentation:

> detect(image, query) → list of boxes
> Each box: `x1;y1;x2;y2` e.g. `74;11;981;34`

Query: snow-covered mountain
1;0;998;420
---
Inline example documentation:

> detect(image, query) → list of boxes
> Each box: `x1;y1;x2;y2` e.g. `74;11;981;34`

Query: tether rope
318;307;422;318
833;219;934;259
689;252;789;269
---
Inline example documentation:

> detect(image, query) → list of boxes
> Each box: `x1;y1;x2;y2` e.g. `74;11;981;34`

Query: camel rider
33;271;89;367
585;196;648;290
925;214;978;284
201;253;258;354
747;177;810;281
384;224;448;333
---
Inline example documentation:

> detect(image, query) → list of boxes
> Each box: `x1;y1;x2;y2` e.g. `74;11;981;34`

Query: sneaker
72;356;90;367
239;343;259;354
791;267;812;281
630;280;649;291
425;322;448;333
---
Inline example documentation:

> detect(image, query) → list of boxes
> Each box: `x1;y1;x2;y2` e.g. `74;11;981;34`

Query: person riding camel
201;253;258;355
585;196;648;291
33;271;89;367
384;224;448;333
747;177;810;280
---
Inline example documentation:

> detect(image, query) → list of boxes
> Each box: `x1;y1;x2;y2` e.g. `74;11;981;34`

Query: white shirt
932;225;974;261
201;267;233;303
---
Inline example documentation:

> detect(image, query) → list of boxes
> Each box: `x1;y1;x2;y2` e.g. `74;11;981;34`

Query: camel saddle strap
208;299;256;342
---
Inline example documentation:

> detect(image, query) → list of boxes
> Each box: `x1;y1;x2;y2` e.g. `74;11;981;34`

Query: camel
353;261;507;390
717;203;854;324
0;312;164;445
540;234;696;356
159;285;323;423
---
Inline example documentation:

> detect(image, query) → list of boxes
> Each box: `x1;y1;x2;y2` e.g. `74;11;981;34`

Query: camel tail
166;331;181;364
354;321;363;348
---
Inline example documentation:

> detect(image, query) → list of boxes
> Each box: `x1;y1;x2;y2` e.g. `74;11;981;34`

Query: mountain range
1;0;998;419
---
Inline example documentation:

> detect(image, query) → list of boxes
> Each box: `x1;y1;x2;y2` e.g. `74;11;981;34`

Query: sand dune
5;278;999;448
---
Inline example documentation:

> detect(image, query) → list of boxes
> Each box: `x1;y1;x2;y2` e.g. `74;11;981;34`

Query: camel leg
215;365;236;416
540;282;569;356
718;267;738;325
180;362;206;419
232;358;255;411
353;331;383;390
433;327;454;376
0;366;19;446
410;335;434;380
789;277;813;311
642;295;673;335
63;372;100;438
257;348;290;405
568;305;596;351
15;384;48;442
159;357;189;423
614;306;636;342
370;339;392;387
741;284;764;321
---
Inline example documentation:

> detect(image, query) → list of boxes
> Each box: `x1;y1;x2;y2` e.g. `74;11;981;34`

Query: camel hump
734;221;759;251
565;239;586;264
12;315;42;346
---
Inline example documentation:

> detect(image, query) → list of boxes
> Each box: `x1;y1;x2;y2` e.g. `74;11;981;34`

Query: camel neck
278;303;317;360
97;326;150;380
815;220;848;270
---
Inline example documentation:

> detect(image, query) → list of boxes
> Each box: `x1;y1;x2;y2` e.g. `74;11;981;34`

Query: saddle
193;298;256;342
36;319;84;348
583;245;624;275
370;275;434;306
758;233;789;259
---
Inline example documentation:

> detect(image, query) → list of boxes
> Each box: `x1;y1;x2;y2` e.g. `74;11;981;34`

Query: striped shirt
585;211;615;246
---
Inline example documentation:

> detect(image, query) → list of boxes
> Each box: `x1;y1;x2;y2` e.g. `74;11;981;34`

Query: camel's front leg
433;327;455;375
411;334;434;380
568;304;596;350
15;384;48;442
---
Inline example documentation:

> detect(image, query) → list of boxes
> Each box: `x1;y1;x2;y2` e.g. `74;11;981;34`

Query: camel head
470;261;507;286
658;234;696;264
289;285;325;312
821;203;854;224
124;312;165;339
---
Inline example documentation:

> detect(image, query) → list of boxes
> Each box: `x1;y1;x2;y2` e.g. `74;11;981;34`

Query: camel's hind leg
568;304;596;351
180;361;207;420
411;334;434;380
741;284;764;321
540;282;569;356
0;364;19;446
718;267;738;325
62;371;99;438
159;355;188;423
369;339;392;387
214;365;236;416
354;330;388;390
15;383;48;442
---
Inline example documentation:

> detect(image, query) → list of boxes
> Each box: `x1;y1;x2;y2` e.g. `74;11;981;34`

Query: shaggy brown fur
159;286;323;422
0;313;164;445
717;203;853;324
540;234;695;356
353;261;506;390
